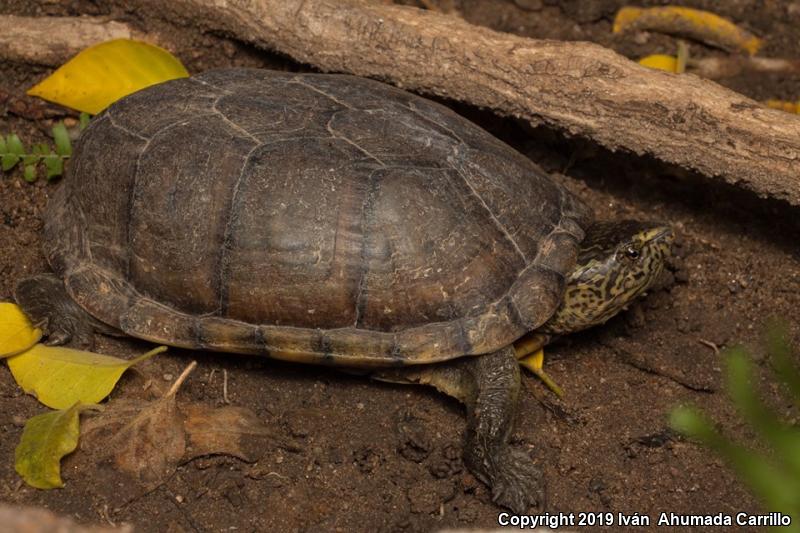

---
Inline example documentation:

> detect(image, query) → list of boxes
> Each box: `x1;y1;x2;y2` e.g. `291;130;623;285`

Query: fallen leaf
81;362;196;487
639;54;680;73
7;345;166;409
183;404;291;462
764;100;800;114
0;302;42;358
15;402;100;489
28;39;189;114
113;396;185;484
614;6;762;56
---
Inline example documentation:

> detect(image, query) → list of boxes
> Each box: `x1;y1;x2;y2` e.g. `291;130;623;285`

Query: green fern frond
0;115;88;182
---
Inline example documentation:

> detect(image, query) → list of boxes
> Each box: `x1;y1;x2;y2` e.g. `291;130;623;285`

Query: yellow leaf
614;6;762;56
15;403;97;489
7;345;166;410
0;303;42;359
27;39;189;114
639;54;679;73
764;100;800;114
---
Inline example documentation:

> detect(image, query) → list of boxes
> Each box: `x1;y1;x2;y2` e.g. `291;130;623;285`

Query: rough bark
0;16;147;66
120;0;800;206
6;3;800;205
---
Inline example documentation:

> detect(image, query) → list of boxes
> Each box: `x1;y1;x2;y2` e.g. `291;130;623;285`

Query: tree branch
0;16;150;66
124;0;800;206
7;4;800;206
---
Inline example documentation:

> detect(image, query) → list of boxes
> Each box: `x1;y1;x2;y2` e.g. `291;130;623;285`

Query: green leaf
0;136;6;153
6;134;24;155
52;122;72;157
23;164;37;182
1;153;19;171
79;112;91;131
15;403;99;489
33;143;48;156
43;154;63;180
7;344;166;409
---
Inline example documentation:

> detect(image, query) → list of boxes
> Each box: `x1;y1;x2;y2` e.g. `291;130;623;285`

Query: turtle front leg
14;273;114;349
376;346;544;513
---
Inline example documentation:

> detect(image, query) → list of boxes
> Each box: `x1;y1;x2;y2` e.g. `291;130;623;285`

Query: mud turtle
16;68;673;512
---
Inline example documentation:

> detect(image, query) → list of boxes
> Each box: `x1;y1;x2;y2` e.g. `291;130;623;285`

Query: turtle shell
44;68;591;366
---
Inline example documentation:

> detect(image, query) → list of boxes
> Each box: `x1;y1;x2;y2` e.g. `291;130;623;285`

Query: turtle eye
624;246;640;260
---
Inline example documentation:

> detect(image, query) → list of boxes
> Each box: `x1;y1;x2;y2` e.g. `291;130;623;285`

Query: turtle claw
488;447;545;514
42;325;94;350
43;328;71;347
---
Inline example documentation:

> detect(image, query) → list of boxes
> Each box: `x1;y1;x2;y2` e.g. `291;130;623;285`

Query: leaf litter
81;360;297;496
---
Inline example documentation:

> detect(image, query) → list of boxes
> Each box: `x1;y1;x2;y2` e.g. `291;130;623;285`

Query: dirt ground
1;0;799;532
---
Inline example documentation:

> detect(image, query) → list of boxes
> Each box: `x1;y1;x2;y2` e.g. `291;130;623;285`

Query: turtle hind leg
377;346;544;513
14;273;114;349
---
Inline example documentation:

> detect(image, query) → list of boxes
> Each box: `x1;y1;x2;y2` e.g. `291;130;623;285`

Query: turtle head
542;220;674;335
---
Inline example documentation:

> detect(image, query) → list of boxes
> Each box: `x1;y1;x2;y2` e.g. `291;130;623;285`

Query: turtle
14;68;673;513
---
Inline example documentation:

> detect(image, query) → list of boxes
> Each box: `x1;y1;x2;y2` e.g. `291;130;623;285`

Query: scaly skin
542;222;674;335
377;346;543;513
14;273;119;349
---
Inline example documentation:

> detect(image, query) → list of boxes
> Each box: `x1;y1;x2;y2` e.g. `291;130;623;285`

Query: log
7;4;800;205
0;16;147;66
121;0;800;206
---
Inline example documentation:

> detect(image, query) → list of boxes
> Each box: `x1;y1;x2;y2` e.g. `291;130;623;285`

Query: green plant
0;113;90;182
671;325;800;530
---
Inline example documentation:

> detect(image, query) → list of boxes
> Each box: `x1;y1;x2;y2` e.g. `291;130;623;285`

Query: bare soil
1;1;799;532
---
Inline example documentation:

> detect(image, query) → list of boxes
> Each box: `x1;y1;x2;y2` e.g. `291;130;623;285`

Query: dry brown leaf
182;404;293;462
113;395;185;483
81;362;196;489
81;396;185;487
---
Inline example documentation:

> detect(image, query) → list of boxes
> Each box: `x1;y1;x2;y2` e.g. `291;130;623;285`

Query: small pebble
163;373;174;381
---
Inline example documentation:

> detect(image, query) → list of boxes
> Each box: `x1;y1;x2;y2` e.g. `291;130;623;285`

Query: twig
166;361;198;398
698;339;721;355
613;345;715;393
689;56;800;79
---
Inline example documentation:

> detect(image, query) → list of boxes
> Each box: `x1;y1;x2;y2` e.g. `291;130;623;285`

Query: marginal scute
509;266;564;330
64;265;135;329
45;68;592;366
